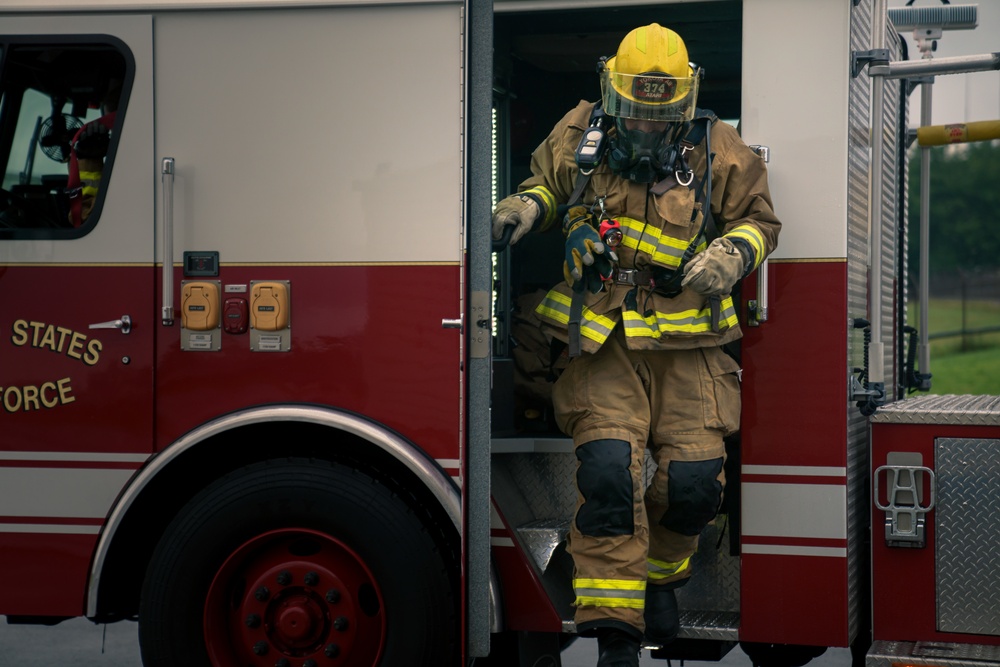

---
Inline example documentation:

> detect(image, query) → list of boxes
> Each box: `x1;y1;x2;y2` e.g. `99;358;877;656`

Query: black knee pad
575;439;634;537
659;458;724;536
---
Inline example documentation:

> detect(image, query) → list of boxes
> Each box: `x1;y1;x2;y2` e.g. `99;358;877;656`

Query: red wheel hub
204;528;385;667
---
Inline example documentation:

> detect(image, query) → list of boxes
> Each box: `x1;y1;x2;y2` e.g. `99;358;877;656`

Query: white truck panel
154;4;464;264
743;0;852;260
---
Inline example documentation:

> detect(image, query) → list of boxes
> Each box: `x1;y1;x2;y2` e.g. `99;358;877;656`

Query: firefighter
68;82;119;226
491;24;780;667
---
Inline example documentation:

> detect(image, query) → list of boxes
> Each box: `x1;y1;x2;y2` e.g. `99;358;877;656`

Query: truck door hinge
469;291;491;359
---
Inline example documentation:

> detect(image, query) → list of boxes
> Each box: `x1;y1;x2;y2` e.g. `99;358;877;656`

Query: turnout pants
552;328;741;636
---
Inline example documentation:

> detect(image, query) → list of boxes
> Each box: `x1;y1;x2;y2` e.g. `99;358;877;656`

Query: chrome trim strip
742;464;847;477
0;524;102;535
0;451;150;463
86;405;462;616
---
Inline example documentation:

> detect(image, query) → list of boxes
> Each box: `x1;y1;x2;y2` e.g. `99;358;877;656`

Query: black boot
596;628;640;667
643;584;679;646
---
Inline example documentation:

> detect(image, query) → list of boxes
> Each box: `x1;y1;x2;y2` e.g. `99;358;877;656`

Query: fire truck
0;0;998;665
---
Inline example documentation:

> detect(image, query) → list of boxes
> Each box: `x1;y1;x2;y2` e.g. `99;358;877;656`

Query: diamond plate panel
676;519;740;614
516;518;570;573
504;451;579;519
677;610;739;641
872;395;1000;425
935;437;1000;635
867;640;1000;667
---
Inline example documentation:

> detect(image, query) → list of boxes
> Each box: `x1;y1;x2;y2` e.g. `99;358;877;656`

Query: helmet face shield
600;66;699;122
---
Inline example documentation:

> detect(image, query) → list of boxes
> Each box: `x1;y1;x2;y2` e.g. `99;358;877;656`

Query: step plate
868;640;1000;667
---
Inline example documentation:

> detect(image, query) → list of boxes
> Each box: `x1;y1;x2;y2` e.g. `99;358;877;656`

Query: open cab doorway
486;1;748;658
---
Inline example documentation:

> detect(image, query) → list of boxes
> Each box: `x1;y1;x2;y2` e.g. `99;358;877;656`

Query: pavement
561;637;853;667
0;615;854;667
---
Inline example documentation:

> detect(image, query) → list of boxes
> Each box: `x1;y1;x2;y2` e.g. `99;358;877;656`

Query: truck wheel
138;459;457;667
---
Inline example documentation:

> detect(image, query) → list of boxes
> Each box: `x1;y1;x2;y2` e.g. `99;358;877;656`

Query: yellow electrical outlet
250;281;290;331
181;281;221;331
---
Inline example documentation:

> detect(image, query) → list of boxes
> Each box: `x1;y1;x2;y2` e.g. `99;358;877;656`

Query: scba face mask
607;118;682;184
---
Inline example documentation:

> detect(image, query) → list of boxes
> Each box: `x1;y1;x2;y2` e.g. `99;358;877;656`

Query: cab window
0;39;132;238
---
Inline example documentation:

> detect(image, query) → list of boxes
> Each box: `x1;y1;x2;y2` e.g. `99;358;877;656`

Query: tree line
906;140;1000;275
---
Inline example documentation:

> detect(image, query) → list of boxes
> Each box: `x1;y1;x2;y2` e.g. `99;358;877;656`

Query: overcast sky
888;0;1000;127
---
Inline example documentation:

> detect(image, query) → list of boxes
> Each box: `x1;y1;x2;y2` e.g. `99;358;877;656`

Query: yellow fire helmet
600;23;699;122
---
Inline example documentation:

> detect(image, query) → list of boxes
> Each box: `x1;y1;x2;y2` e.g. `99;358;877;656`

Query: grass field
907;299;1000;395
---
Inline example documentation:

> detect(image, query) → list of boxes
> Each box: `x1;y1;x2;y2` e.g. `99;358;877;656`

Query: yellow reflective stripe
647;556;691;580
618;216;706;269
523;186;558;230
636;25;647;53
575;578;646;591
574;578;646;608
79;170;102;180
534;290;616;344
81;186;99;196
575;596;646;609
622;297;738;337
725;224;765;270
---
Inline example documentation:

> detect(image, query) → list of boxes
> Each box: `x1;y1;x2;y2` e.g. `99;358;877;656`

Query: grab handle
161;157;175;326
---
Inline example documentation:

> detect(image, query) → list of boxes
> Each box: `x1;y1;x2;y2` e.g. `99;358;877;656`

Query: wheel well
92;419;460;622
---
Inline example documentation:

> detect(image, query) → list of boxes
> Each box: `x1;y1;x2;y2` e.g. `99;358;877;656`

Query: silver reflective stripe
574;586;646;600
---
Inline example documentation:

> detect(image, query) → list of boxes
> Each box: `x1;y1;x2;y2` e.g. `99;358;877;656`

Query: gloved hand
74;123;111;160
681;237;745;296
563;206;615;293
492;193;541;246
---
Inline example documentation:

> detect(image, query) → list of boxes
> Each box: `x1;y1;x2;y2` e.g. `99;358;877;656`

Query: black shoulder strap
567;102;611;207
687;109;719;242
683;108;717;146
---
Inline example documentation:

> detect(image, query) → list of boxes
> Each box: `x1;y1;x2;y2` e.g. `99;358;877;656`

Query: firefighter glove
563;206;615;293
681;237;745;296
492;193;542;246
74;122;111;160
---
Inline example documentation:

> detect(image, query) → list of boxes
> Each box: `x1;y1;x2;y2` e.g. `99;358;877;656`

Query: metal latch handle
89;314;132;335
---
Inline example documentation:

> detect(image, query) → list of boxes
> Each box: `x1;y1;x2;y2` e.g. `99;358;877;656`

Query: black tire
138;458;458;667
